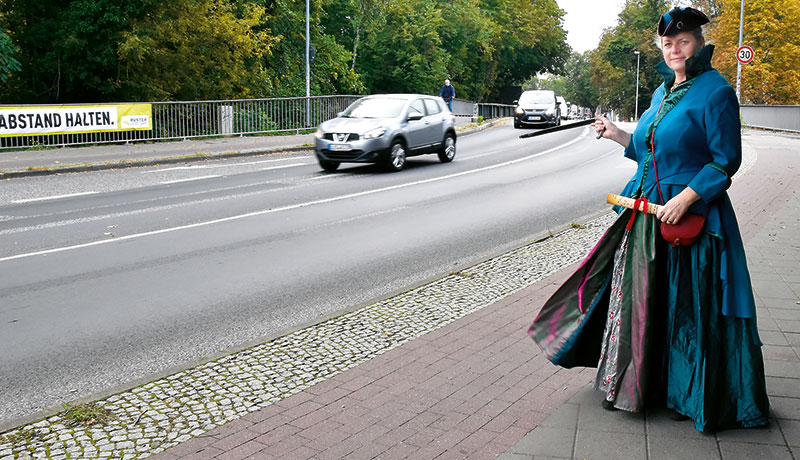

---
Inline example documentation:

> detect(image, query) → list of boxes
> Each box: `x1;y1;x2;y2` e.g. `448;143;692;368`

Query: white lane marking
574;147;624;167
160;175;221;185
141;158;313;173
12;192;100;204
0;183;303;236
2;172;339;227
294;206;409;234
1;136;585;262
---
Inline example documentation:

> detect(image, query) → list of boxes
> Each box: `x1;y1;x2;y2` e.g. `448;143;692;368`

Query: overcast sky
557;0;626;53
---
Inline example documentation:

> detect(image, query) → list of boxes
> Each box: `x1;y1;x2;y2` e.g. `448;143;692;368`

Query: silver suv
314;94;457;172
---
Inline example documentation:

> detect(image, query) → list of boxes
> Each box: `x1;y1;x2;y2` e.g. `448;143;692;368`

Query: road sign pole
736;0;745;101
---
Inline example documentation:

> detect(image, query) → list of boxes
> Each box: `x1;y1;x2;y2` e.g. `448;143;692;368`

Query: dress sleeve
623;137;637;161
687;84;742;203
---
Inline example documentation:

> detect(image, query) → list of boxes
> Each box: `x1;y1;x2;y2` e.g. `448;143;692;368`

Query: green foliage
588;0;669;118
0;0;150;102
0;428;38;444
0;30;21;82
62;402;116;427
0;0;568;103
358;0;449;94
484;0;569;100
262;0;363;97
116;0;275;101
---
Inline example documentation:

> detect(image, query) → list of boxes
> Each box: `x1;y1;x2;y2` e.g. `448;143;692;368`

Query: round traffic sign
737;46;754;64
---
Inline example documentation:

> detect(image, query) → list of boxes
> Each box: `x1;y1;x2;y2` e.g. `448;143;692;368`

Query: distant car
314;94;457;172
513;90;561;128
556;96;568;120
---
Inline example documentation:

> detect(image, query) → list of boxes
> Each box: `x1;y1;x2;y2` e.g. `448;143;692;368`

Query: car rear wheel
438;133;456;163
383;140;406;172
319;158;340;172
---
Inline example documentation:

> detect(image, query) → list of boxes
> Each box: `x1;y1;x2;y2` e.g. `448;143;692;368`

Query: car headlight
515;107;524;115
546;107;554;116
363;127;386;139
314;129;324;139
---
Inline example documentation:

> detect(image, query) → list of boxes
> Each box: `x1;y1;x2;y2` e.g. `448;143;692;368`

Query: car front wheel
318;158;340;172
383;140;406;172
438;133;456;163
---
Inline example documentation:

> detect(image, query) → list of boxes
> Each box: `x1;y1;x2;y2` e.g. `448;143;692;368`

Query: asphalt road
0;121;636;426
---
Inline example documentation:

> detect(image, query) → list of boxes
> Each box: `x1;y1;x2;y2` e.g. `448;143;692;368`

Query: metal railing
0;95;516;150
0;95;360;150
476;103;515;120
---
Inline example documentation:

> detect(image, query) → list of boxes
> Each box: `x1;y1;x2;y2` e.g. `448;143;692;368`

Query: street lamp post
633;50;641;122
305;0;311;127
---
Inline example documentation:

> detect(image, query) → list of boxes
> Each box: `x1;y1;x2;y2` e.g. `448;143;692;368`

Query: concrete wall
741;105;800;133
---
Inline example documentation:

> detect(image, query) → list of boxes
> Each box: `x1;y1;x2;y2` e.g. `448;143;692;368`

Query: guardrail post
219;105;233;135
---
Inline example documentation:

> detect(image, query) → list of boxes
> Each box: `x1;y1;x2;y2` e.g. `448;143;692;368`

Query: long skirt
529;209;770;431
662;234;769;431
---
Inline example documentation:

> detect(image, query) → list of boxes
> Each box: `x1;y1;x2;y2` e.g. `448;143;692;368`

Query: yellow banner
0;103;153;137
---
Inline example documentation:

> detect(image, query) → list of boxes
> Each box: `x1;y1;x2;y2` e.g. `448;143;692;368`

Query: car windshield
343;98;407;118
519;92;553;104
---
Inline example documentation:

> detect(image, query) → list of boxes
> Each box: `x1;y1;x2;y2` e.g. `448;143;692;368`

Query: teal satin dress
618;45;768;431
531;45;769;431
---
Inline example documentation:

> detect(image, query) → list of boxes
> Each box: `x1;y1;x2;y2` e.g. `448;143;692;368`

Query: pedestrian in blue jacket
439;79;455;111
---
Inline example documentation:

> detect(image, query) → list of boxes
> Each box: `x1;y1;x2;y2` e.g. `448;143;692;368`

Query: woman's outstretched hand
592;115;630;148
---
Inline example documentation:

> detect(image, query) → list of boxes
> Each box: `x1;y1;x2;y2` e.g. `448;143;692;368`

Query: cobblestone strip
0;212;616;460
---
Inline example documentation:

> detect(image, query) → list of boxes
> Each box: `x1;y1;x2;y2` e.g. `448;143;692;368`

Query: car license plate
528;115;541;121
328;143;351;151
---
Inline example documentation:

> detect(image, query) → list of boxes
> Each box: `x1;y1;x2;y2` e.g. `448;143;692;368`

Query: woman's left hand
657;187;700;224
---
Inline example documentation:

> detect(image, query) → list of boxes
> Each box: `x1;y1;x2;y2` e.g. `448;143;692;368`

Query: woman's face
661;31;703;75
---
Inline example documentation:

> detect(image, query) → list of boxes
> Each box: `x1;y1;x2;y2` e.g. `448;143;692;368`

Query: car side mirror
512;100;518;104
407;112;424;121
556;101;561;105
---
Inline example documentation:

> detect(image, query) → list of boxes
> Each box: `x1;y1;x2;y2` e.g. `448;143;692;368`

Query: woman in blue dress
589;7;770;431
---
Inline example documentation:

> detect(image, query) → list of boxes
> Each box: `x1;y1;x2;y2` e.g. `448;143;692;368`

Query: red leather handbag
650;139;706;246
660;213;706;246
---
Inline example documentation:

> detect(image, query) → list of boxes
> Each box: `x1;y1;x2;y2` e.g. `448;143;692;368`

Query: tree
117;0;276;101
0;29;20;82
260;0;363;97
538;52;598;109
708;0;800;104
436;0;497;101
589;0;669;118
483;0;569;100
0;0;152;103
357;0;449;94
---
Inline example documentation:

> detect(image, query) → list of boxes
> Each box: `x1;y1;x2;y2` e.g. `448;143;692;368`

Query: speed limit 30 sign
737;45;754;64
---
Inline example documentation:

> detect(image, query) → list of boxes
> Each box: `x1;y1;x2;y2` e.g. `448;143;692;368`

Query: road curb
0;145;314;179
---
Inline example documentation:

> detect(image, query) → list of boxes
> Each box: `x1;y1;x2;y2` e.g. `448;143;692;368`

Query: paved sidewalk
143;130;799;460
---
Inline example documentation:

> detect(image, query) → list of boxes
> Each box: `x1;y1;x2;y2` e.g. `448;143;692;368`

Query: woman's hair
653;24;708;49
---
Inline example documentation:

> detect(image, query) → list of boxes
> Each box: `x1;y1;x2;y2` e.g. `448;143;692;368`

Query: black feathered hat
657;7;709;36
